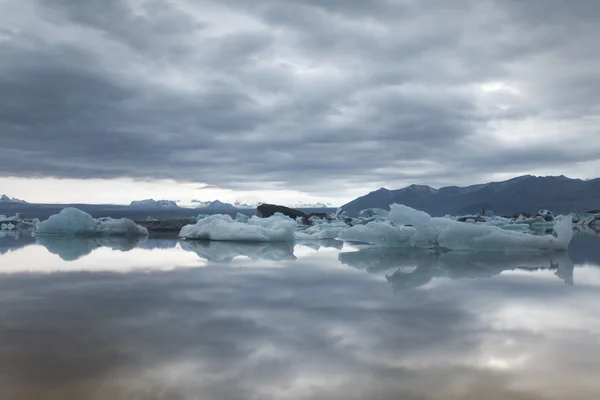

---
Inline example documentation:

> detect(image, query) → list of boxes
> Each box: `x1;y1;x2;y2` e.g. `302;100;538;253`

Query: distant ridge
0;194;27;204
341;175;600;217
129;199;179;209
193;200;237;210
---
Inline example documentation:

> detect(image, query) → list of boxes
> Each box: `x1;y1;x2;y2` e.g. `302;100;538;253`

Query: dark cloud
0;0;599;194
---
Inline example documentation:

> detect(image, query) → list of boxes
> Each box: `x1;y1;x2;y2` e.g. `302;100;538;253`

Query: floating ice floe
340;204;573;251
294;220;349;240
180;214;295;242
34;208;149;237
182;212;349;241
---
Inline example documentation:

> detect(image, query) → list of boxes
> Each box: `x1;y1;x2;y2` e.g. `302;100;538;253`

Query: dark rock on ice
256;204;306;220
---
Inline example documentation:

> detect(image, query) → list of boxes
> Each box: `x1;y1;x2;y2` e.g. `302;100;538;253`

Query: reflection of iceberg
180;240;297;262
36;236;147;261
137;239;179;250
297;240;344;251
0;229;36;254
340;246;574;289
340;204;573;251
34;208;148;237
339;247;437;273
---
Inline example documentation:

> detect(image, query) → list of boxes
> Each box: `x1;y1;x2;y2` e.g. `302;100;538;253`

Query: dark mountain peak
404;184;438;194
342;175;600;216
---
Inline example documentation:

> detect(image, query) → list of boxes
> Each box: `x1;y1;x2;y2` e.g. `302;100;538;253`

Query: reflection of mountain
340;247;574;289
180;240;297;262
36;236;147;261
0;229;36;254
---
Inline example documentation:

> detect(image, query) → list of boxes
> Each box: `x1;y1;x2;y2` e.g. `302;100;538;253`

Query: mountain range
341;175;600;217
129;199;179;209
192;200;332;209
0;194;27;204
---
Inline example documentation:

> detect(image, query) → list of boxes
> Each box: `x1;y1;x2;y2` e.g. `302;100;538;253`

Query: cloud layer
1;0;599;196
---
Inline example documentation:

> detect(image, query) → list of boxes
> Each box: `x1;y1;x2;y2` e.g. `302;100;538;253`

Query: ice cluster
34;208;148;237
180;212;347;242
340;204;573;251
179;214;296;242
178;204;574;250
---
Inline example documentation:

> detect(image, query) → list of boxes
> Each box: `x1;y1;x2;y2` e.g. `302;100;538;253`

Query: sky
1;0;599;206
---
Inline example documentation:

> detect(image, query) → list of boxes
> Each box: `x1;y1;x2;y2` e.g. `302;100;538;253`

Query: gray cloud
0;0;599;195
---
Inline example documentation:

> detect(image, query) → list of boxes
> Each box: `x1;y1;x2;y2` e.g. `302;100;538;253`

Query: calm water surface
1;230;600;399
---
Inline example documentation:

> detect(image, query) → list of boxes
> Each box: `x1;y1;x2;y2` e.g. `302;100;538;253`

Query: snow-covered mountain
342;175;600;216
0;194;26;204
292;202;333;209
129;199;179;209
234;201;264;209
192;199;333;209
192;200;237;209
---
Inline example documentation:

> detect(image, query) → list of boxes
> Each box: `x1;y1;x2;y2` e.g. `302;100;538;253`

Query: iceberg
339;222;416;245
340;204;573;251
294;220;349;240
34;208;149;237
234;212;250;223
179;214;295;242
246;213;298;231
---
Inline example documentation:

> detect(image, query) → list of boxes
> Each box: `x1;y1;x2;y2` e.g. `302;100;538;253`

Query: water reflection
0;242;598;399
339;247;575;288
180;240;298;262
35;236;148;261
0;232;599;399
0;229;36;254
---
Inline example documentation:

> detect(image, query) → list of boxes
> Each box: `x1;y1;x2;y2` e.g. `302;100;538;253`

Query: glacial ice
341;204;573;251
179;214;295;242
34;208;149;237
181;203;573;250
294;221;349;240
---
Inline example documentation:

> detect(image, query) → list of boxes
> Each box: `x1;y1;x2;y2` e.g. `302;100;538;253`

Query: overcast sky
1;0;599;205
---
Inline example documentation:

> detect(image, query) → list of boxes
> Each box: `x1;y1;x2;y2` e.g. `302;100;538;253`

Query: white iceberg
295;221;349;240
179;214;295;242
340;204;573;251
234;212;249;223
34;208;149;237
246;213;298;230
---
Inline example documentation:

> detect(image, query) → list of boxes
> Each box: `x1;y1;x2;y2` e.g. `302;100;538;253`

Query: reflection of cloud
35;236;147;261
340;247;574;289
0;254;598;399
180;240;297;262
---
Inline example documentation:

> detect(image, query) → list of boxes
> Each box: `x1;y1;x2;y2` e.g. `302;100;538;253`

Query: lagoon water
1;230;600;399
